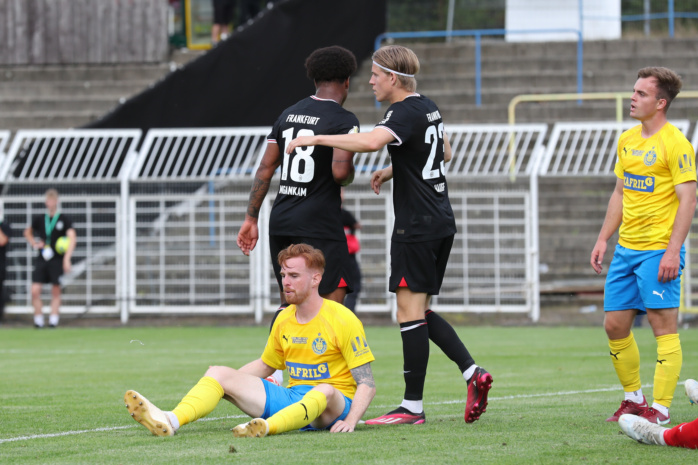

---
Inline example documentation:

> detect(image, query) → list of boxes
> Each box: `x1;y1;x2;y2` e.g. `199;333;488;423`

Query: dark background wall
88;0;386;130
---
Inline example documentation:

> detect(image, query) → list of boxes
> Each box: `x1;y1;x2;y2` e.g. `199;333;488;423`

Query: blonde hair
45;188;59;199
372;45;420;92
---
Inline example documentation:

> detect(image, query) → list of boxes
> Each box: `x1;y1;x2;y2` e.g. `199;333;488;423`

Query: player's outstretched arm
330;362;376;433
237;143;282;256
370;165;393;195
286;128;394;155
591;178;624;274
658;180;697;283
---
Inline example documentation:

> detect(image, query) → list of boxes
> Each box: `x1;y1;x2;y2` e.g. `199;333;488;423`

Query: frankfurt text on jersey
426;110;442;122
286;114;320;125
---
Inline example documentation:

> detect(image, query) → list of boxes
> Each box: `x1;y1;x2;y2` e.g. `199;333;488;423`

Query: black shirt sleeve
375;102;414;146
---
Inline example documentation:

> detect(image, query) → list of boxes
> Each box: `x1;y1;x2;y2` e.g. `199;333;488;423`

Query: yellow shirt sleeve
338;315;375;371
261;308;291;370
664;135;696;186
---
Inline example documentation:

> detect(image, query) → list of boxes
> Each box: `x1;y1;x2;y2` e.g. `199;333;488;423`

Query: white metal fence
1;121;695;323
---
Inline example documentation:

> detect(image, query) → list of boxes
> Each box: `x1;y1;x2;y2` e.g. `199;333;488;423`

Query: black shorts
269;235;353;295
32;256;64;285
389;235;454;295
213;0;236;24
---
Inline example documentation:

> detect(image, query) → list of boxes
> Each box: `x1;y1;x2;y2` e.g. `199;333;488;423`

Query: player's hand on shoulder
286;136;316;154
329;419;354;433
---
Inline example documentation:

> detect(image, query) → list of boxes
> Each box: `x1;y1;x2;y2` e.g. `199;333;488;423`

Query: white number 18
281;127;315;183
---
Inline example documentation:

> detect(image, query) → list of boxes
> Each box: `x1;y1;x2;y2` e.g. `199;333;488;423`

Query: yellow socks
266;390;327;435
653;333;682;408
609;332;642;392
171;376;225;427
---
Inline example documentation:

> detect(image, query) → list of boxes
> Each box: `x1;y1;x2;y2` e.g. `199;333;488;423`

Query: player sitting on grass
124;243;376;437
618;379;698;449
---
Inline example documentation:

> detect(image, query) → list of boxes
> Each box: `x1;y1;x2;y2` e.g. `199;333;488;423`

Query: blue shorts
604;244;684;312
262;381;352;431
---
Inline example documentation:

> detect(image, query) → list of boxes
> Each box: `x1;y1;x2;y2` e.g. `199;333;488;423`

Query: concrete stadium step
0;111;100;129
404;37;698;60
0;64;171;82
0;80;153;98
1;96;120;112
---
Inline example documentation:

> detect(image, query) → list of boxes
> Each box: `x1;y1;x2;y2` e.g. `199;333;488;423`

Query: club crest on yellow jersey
312;336;327;355
643;147;657;166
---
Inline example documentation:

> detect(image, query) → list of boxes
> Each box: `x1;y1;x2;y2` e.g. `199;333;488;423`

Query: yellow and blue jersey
614;122;696;250
261;299;375;399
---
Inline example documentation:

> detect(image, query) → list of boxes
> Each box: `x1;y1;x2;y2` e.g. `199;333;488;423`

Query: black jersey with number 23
268;96;359;241
376;94;457;242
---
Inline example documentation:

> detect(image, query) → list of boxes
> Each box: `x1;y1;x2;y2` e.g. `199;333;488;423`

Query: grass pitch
1;324;697;464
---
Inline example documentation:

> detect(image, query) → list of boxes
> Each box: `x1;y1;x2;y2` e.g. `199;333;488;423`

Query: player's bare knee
205;365;232;381
311;384;333;400
604;319;631;339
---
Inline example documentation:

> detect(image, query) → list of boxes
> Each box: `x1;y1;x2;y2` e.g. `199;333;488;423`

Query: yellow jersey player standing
124;244;376;437
591;67;697;425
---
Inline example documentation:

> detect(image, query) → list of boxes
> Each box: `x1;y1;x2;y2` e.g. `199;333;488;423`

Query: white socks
652;403;669;416
34;314;60;327
624;390;644;404
165;412;180;432
463;364;477;382
271;370;284;386
400;399;423;414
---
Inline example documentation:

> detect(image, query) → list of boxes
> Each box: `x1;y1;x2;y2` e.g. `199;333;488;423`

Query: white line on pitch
0;382;684;444
0;414;248;444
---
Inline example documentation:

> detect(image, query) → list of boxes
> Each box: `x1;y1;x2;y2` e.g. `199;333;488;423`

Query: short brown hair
45;188;59;198
372;45;420;92
277;243;325;274
637;67;683;110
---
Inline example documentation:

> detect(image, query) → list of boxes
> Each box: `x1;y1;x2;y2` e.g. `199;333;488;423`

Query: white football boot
618;414;667;446
124;390;175;437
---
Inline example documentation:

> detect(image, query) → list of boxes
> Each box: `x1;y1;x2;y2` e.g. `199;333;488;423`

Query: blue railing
374;29;583;108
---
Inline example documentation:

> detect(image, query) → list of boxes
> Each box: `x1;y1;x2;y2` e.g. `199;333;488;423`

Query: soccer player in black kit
237;46;360;384
287;45;493;425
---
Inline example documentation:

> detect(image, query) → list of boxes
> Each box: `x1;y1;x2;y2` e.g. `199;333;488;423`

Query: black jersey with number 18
268;96;360;241
376;94;457;242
